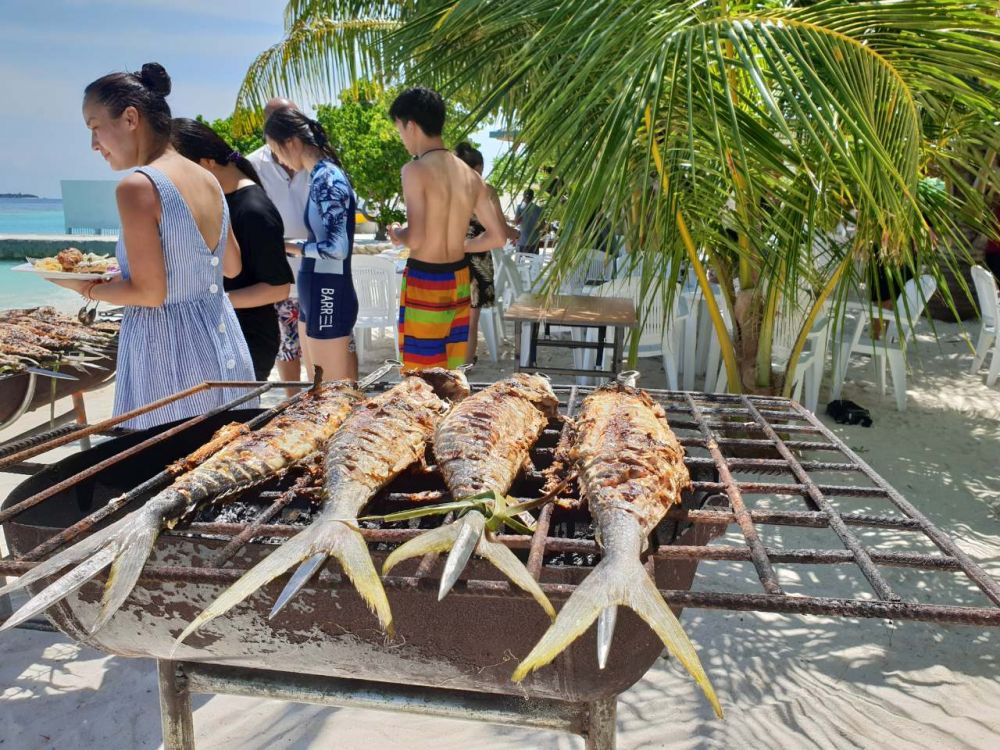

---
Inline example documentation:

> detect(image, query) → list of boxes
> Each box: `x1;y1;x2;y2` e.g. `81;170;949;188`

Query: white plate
11;262;120;281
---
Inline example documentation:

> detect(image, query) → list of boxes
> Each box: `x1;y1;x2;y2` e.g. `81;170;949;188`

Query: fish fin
270;553;328;619
382;512;554;617
174;534;313;646
475;535;555;620
439;511;486;600
90;520;161;634
176;519;395;646
381;522;460;576
0;503;168;634
511;553;722;718
0;546;116;632
320;522;393;636
0;528;108;599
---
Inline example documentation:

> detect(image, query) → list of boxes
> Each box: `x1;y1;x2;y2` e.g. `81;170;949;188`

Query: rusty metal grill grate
1;380;999;629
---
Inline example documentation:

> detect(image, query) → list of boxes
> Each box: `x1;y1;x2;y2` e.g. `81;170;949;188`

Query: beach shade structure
969;265;999;386
831;275;938;411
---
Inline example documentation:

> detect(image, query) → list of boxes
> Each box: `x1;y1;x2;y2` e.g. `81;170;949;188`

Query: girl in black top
172;118;293;380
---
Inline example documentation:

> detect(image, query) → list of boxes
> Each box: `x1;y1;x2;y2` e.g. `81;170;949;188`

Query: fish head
407;368;472;403
508;372;560;417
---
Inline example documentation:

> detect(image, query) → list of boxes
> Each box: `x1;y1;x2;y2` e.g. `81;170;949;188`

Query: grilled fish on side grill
383;373;558;617
0;380;361;635
512;382;722;717
175;370;471;643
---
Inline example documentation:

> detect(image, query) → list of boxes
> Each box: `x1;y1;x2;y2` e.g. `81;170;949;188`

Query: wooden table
503;293;638;379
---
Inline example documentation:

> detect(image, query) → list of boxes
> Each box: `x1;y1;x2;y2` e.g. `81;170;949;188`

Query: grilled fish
512;382;721;717
382;373;559;618
175;370;471;643
0;380;361;635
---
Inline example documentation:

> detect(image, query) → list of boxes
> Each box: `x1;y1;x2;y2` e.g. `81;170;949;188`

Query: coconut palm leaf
240;0;1000;391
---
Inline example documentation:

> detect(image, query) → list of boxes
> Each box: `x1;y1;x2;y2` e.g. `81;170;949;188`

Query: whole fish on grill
512;382;721;717
174;369;471;644
0;379;362;635
382;373;558;618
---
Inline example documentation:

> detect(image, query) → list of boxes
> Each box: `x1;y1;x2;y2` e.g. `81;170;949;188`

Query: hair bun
138;62;171;97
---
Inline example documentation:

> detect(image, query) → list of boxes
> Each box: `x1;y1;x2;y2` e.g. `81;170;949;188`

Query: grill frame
3;377;1000;750
2;379;999;628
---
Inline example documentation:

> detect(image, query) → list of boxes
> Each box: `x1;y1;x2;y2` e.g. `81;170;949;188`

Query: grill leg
157;660;195;750
584;697;617;750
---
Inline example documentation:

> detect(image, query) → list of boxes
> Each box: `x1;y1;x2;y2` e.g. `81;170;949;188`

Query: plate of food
12;248;120;281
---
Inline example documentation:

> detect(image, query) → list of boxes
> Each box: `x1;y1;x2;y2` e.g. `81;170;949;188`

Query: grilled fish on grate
513;382;722;716
383;373;559;617
175;370;471;643
0;380;362;635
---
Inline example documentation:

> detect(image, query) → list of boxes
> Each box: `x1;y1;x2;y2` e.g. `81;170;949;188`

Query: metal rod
651;544;963;570
788;401;1000;608
181;662;590;736
0;381;213;470
16;385;304;560
2;383;274;531
741;396;899;602
213;472;316;565
585;697;617;750
684;393;783;595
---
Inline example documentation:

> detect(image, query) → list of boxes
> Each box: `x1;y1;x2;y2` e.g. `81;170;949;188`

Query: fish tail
175;518;394;646
512;552;722;718
318;521;393;636
382;513;554;618
174;533;315;646
0;502;169;634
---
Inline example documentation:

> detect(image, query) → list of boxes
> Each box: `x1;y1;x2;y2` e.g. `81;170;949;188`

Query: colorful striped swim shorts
398;257;471;370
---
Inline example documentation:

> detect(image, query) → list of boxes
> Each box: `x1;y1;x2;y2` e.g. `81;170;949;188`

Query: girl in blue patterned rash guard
264;108;359;381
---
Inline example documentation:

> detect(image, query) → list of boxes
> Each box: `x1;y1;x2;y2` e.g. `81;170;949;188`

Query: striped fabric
397;257;471;370
113;167;257;430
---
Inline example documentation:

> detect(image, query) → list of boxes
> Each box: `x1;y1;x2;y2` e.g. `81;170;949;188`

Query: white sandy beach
1;316;998;749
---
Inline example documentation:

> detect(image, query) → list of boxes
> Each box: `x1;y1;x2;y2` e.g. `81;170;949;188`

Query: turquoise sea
0;197;65;235
0;260;84;312
0;198;89;311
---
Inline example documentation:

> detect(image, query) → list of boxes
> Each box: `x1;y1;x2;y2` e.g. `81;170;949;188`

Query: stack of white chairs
970;265;999;386
493;249;534;365
830;274;938;411
352;255;400;362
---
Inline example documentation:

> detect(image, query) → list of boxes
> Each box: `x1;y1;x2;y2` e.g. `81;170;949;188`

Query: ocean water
0;260;88;312
0;197;65;235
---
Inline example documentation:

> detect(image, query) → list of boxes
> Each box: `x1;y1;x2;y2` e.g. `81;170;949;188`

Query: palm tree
238;0;1000;394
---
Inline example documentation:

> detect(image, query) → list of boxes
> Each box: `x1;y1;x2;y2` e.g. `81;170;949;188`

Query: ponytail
171;117;261;186
265;108;344;172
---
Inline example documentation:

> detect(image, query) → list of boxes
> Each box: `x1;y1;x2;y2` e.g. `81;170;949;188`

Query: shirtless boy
388;87;506;370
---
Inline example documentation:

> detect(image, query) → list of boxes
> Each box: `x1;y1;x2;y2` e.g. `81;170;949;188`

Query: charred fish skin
383;373;558;617
174;370;471;644
513;383;722;718
0;381;362;635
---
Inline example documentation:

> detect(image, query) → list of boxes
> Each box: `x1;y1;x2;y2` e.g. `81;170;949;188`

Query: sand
1;316;998;749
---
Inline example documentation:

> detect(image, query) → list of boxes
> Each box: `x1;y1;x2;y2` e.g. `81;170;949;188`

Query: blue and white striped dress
113;166;257;430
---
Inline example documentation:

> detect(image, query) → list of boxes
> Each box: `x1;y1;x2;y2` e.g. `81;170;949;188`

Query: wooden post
157;661;195;750
70;392;91;450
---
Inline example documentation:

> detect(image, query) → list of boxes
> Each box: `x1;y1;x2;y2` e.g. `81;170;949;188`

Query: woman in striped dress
49;63;255;429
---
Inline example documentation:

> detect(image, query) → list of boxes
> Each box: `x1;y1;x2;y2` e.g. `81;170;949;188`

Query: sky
0;0;504;198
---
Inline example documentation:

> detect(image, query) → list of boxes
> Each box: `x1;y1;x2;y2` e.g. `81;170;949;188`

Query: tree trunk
375;223;388;241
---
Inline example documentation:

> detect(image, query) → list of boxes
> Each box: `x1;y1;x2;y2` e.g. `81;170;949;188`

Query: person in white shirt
247;98;310;393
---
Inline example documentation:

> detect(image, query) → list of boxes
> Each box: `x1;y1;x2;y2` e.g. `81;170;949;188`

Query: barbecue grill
2;379;999;750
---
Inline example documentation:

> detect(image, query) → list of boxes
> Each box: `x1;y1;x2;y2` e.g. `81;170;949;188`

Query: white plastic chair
352;255;400;362
830;274;938;411
558;249;616;293
710;294;830;411
574;277;687;386
970;265;999;386
494;250;534;365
